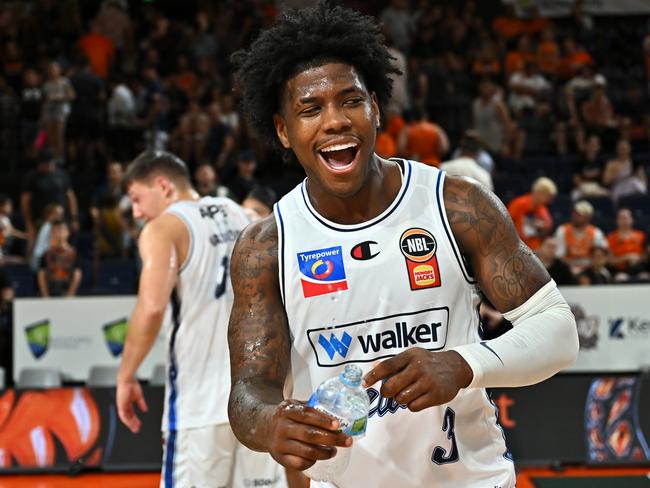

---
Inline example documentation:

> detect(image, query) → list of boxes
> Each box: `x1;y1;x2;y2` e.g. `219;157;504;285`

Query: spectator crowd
0;0;649;312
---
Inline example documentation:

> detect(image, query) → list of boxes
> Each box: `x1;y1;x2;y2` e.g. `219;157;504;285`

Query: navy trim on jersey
274;202;286;306
299;158;412;232
435;171;477;284
164;288;182;487
164;429;177;488
486;390;514;463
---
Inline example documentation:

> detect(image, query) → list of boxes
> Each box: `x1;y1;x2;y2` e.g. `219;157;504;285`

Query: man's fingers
363;354;409;387
379;367;419;398
137;394;148;413
284;405;340;431
282;439;338;462
278;454;316;472
391;381;427;406
289;424;352;448
407;393;435;412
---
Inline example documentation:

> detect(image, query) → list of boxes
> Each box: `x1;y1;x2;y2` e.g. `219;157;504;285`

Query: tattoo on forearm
227;218;290;450
444;178;548;310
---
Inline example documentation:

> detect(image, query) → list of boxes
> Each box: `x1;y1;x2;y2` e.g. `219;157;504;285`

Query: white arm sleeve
451;280;578;389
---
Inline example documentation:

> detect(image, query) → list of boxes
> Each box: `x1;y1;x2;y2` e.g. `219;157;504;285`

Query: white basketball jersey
161;197;249;432
274;160;515;488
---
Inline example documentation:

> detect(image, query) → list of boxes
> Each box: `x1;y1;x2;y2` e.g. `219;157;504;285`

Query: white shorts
161;423;287;488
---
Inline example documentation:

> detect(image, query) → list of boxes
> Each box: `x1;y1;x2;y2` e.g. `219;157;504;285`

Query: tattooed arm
228;215;351;470
443;175;550;310
364;176;576;407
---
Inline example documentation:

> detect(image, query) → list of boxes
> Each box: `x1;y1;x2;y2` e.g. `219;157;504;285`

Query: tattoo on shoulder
444;177;548;310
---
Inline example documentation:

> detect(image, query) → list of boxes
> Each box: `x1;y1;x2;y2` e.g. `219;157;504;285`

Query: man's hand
116;377;149;433
263;399;352;471
363;348;473;412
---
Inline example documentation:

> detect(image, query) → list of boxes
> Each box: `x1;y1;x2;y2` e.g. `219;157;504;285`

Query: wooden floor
0;468;648;487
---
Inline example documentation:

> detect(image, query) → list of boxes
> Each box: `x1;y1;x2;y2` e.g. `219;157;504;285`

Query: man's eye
301;106;320;116
344;98;363;106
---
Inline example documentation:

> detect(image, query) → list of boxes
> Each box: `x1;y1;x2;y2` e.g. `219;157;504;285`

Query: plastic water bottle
303;365;370;482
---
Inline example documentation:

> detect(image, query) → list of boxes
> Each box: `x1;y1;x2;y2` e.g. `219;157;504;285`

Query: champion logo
350;241;380;261
318;332;353;359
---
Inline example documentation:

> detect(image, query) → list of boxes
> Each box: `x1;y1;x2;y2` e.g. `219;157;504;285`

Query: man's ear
273;113;291;149
155;175;174;197
370;93;380;128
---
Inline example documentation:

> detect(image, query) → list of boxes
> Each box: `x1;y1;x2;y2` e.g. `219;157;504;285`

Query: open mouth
318;142;360;172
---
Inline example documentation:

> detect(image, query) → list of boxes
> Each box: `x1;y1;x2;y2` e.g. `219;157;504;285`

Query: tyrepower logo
307;307;449;366
296;246;348;298
399;228;441;290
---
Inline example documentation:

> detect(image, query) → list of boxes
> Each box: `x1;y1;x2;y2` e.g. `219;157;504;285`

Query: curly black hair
232;1;400;151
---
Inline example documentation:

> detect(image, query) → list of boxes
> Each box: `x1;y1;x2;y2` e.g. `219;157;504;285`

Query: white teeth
320;142;357;152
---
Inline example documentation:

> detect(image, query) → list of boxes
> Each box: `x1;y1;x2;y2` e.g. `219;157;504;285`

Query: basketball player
227;4;579;488
116;151;282;488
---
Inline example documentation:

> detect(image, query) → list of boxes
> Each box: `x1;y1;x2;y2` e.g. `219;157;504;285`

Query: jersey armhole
435;171;477;284
274;202;286;306
165;210;195;274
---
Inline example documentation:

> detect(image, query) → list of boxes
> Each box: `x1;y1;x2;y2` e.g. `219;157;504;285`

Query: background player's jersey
161;197;249;432
275;160;515;488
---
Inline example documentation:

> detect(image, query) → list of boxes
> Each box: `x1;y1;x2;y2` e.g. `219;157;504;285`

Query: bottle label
307;393;367;437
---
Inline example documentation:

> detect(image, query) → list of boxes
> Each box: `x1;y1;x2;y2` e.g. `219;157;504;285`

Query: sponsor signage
562;285;650;373
307;307;449;367
13;297;165;382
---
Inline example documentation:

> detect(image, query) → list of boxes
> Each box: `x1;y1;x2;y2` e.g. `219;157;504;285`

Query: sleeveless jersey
161;197;249;432
274;160;515;488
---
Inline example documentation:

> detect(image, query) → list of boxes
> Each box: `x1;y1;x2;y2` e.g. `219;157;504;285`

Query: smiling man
228;4;579;488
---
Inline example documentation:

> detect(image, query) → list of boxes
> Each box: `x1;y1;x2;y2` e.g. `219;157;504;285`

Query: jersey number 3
214;256;229;299
432;407;459;465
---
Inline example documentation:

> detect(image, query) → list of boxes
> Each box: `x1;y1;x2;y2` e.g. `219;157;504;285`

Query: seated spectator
537;27;560;77
0;194;28;262
555;200;608;275
607;208;648;282
602;139;647;203
508;61;551;117
37;220;82;297
507;177;557;250
558;37;594;80
471;42;501;78
206;102;236;169
572;134;608;200
194;163;234;199
242;186;277;222
440;135;493;190
31;204;65;270
577;246;612;285
92;193;128;259
226;149;259;202
535;236;575;285
450;130;495;174
398;108;449;167
505;36;535;76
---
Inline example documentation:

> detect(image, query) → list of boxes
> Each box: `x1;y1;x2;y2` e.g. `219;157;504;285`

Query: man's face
195;165;216;195
127;179;170;222
51;224;69;246
108;162;123;186
274;63;380;199
617;209;633;229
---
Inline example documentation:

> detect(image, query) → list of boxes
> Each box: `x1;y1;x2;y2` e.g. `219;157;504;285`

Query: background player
227;3;578;487
116;150;257;487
